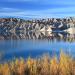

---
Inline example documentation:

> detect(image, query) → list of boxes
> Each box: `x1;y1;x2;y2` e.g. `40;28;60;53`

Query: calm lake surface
0;32;75;62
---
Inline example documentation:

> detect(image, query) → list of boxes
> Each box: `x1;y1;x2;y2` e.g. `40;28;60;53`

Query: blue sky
0;0;75;18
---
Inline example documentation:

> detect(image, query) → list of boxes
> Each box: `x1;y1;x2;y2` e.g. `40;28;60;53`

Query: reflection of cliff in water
0;31;75;42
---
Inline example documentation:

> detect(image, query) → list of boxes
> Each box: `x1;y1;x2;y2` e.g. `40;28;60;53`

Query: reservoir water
0;31;75;62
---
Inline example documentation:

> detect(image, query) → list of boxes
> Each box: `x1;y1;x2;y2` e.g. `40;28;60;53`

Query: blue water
0;39;75;62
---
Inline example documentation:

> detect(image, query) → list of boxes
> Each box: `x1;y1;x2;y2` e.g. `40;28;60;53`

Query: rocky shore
0;17;75;32
0;17;75;40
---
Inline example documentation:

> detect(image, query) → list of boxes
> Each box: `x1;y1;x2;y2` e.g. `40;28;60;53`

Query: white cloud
0;6;75;18
0;7;22;13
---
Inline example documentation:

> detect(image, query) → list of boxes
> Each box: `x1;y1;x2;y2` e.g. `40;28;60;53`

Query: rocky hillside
0;17;75;33
0;17;75;40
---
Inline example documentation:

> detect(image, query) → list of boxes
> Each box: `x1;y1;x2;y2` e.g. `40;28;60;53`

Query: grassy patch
0;52;75;75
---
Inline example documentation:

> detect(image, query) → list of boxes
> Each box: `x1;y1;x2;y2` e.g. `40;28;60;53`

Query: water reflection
0;31;75;42
0;31;75;62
